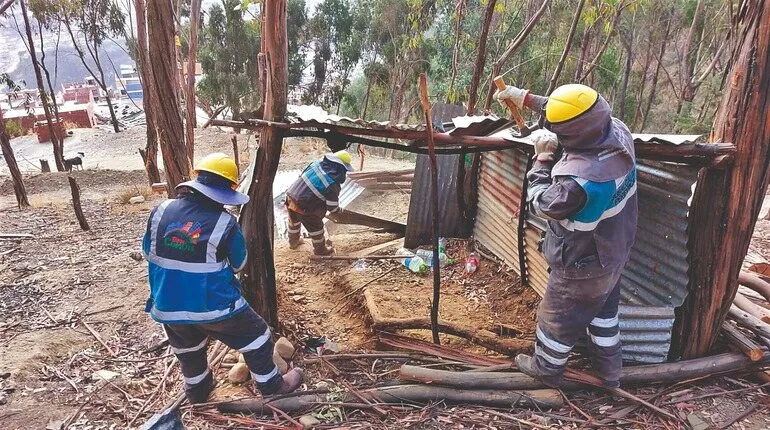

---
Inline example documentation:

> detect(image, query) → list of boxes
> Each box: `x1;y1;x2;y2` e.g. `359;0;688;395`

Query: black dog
64;152;85;172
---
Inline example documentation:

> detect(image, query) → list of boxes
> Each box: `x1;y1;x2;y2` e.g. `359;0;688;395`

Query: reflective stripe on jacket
142;193;248;324
559;168;637;232
286;157;347;215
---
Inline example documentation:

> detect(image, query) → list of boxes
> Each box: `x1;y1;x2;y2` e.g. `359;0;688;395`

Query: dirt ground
1;126;770;429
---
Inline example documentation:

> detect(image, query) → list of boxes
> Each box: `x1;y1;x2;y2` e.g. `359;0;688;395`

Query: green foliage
197;0;261;117
4;120;27;138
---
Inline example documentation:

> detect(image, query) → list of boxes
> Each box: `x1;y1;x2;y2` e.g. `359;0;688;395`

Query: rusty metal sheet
523;225;548;297
472;148;529;277
618;305;676;363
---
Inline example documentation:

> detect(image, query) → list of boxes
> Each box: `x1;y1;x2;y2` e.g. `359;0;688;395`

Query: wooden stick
398;364;545;390
739;271;770;302
493;76;528;133
734;292;770;323
729;304;770;339
218;384;563;414
311;255;404;261
418;73;441;345
723;321;766;361
718;404;760;429
82;320;116;356
0;233;33;239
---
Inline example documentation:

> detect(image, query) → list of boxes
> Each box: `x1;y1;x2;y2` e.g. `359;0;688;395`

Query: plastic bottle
465;252;479;275
414;249;454;267
402;256;428;273
438;238;447;254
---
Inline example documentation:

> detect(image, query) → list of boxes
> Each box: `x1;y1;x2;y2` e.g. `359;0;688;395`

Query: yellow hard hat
194;152;239;184
545;84;599;124
334;150;352;165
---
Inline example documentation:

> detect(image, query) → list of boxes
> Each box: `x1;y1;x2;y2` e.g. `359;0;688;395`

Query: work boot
313;242;335;256
185;371;216;404
515;354;564;388
274;367;304;395
288;235;305;250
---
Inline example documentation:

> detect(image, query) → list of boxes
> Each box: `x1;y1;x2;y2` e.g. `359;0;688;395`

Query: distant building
115;64;143;101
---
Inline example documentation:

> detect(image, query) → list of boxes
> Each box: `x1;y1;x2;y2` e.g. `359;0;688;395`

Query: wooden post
40;159;51;173
231;134;240;176
68;176;90;231
418;74;441;345
674;0;770;359
0;107;30;208
238;0;288;326
185;0;202;163
147;0;191;196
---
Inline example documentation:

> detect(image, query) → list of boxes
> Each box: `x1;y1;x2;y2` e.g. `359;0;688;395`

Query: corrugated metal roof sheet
632;134;703;145
473;149;529;280
473;158;698;363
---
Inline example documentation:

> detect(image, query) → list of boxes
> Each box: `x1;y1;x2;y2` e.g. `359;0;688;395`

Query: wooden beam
210;118;736;162
723;321;765;361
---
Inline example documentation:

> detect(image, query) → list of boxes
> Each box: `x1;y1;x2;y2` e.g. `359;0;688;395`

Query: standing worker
142;153;303;403
495;84;637;388
285;150;354;255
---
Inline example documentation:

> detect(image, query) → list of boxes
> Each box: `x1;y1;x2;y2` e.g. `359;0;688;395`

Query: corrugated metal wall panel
474;155;697;363
473;149;529;277
618;161;698;307
404;154;466;248
523;226;548;297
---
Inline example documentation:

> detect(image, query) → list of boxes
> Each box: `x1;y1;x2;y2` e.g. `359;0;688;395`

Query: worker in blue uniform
495;84;638;388
142;153;303;403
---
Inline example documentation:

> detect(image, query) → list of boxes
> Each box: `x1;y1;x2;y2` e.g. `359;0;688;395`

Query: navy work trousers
163;306;282;397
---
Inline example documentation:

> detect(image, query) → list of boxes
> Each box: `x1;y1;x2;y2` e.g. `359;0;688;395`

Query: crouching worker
285;150;354;255
142;153;303;403
495;84;637;388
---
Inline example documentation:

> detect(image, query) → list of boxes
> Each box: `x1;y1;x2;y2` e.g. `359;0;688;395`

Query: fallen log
728;305;770;339
739;271;770;302
398;364;546;390
217;384;563;415
365;289;533;356
327;209;405;234
311;255;405;261
734;292;770;324
352;237;404;257
399;352;770;390
723;321;766;361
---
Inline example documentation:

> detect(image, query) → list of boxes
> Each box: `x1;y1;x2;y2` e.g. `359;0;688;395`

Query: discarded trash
129;195;146;204
395;247;415;257
402;255;429;273
352;258;369;272
465;252;479;276
304;336;335;355
438;237;446;254
414;249;455;267
92;369;120;381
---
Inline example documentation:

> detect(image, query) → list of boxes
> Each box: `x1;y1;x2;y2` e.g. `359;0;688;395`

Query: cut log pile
347;168;414;192
723;271;770;370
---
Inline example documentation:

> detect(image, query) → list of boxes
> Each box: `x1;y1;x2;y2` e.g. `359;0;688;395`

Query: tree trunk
20;0;65;172
147;0;190;196
674;0;770;359
68;176;90;231
231;134;240;175
446;0;466;104
134;0;161;185
239;0;288;326
185;0;202;163
467;0;496;115
573;23;592;82
93;48;121;133
639;13;671;132
483;0;550;111
680;0;706;104
361;70;374;120
37;20;65;168
579;3;626;83
0;108;30;208
546;0;585;95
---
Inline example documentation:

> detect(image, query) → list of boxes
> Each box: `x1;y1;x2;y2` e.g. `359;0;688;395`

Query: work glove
530;129;559;162
494;85;529;110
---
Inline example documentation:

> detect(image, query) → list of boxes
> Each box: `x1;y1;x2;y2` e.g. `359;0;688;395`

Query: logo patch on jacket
164;221;202;252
